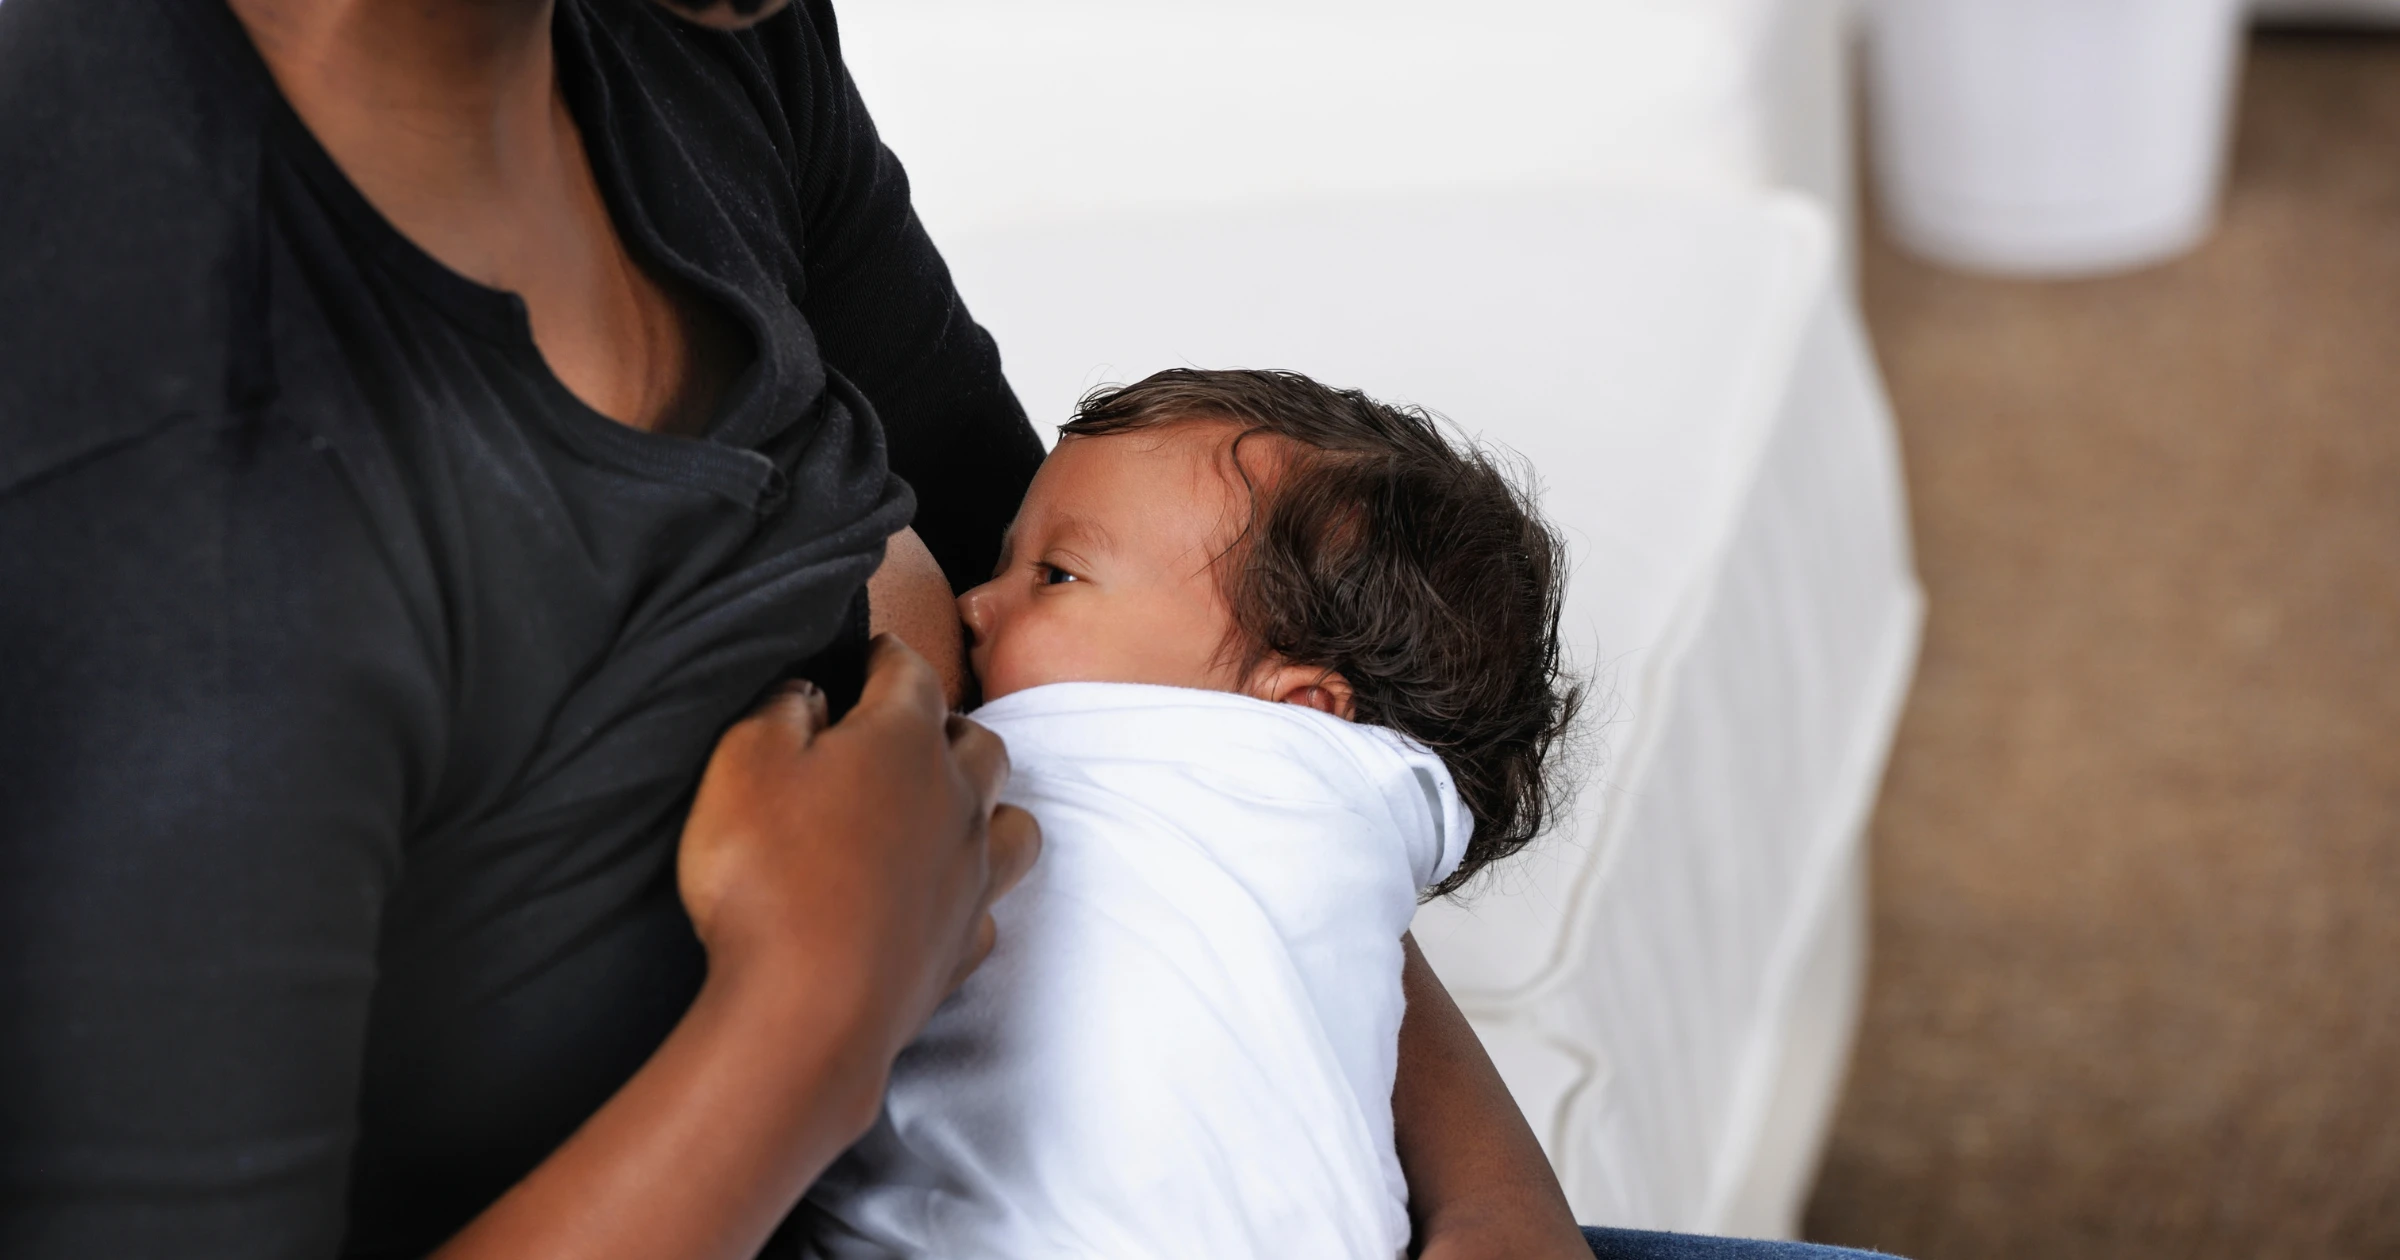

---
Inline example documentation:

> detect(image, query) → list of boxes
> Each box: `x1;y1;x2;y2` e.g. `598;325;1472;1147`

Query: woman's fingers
948;914;999;994
944;714;1011;816
749;679;829;742
944;806;1040;993
984;804;1040;903
852;632;947;726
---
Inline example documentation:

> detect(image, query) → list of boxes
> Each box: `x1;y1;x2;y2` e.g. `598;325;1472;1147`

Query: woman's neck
226;0;744;436
228;0;566;288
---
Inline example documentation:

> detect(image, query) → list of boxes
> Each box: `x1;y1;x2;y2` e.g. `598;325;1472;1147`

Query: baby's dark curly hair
1061;368;1581;898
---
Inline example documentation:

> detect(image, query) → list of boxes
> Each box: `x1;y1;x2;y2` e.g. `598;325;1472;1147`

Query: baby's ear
1254;664;1355;721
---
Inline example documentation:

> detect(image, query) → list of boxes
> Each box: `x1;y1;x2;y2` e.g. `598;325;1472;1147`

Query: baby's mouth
962;651;991;712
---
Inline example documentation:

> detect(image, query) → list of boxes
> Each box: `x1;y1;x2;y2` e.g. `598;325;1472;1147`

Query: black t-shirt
0;0;1044;1254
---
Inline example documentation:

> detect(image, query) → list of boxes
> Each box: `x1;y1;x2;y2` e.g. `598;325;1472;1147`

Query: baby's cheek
972;635;1026;704
983;608;1133;700
975;617;1064;702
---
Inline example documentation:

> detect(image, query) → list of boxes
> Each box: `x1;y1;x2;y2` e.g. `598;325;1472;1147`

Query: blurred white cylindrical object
1866;0;2246;276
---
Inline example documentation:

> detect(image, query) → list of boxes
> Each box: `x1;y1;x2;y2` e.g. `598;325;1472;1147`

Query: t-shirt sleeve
0;415;435;1256
770;0;1047;592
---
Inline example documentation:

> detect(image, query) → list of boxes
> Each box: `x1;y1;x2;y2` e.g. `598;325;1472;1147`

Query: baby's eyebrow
1045;513;1117;555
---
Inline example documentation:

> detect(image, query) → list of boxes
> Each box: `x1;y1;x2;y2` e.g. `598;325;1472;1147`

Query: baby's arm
867;526;971;709
1395;935;1591;1259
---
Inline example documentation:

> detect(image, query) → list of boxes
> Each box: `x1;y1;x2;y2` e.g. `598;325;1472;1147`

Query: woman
0;0;1887;1256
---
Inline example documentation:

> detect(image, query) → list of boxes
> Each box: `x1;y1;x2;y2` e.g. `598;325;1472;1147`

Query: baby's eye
1040;564;1081;586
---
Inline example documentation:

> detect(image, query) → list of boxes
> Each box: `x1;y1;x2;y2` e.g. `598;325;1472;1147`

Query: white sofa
840;2;1920;1238
937;190;1920;1237
838;0;1858;255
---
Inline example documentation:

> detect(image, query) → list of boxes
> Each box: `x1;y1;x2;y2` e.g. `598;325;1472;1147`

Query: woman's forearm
1394;933;1590;1258
430;961;884;1260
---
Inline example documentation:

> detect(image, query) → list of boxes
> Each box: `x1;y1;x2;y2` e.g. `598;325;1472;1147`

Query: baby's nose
956;583;994;644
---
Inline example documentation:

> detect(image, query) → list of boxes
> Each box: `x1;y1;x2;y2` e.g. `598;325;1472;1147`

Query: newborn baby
800;368;1577;1259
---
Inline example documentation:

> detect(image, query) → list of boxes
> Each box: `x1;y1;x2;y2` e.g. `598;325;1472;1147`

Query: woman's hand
435;635;1038;1260
680;632;1040;1084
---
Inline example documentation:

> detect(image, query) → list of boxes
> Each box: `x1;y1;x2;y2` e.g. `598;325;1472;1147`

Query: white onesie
798;682;1470;1260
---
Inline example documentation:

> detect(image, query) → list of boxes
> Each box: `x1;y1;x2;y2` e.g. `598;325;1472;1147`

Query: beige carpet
1801;31;2400;1260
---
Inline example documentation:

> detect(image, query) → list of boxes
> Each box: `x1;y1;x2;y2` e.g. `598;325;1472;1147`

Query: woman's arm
0;421;423;1256
770;0;1048;593
1395;934;1593;1259
434;639;1038;1260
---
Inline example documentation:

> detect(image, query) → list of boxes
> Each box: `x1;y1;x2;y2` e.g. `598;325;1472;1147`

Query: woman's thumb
753;678;831;742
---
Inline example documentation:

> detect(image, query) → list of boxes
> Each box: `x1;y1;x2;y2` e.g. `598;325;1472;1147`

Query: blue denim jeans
1584;1226;1895;1258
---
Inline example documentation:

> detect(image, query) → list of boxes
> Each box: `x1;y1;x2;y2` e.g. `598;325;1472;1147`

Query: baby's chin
969;652;1094;706
969;642;1253;707
968;661;1040;708
972;670;1079;708
971;663;1224;709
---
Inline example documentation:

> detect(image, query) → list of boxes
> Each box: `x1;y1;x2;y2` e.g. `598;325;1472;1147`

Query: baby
800;368;1578;1259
